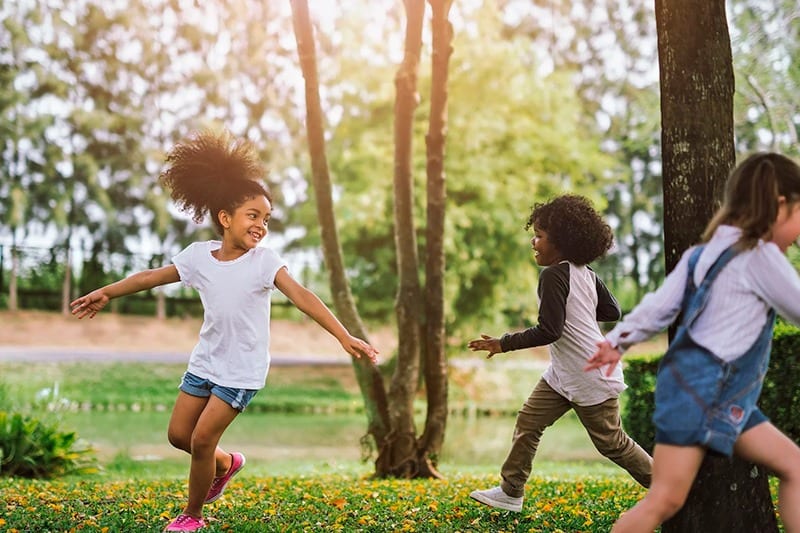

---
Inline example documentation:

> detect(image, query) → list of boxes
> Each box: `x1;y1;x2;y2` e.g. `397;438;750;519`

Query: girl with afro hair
71;129;378;532
467;194;652;513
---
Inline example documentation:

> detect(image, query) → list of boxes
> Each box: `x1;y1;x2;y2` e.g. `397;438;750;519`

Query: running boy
468;194;652;512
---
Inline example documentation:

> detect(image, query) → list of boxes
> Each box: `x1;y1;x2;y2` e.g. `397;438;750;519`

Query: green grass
0;361;366;414
0;360;787;532
0;360;544;415
0;473;646;532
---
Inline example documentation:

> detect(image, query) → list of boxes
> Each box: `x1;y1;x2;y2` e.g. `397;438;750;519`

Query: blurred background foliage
1;0;798;341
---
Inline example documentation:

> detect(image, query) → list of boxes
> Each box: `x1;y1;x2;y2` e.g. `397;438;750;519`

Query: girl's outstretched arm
584;340;622;376
71;265;180;319
274;267;378;363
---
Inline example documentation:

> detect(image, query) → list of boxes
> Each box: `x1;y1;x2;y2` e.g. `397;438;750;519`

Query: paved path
0;346;352;366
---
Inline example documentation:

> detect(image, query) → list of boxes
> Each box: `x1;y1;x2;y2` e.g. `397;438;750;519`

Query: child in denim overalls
467;195;652;513
71;130;378;532
586;152;800;532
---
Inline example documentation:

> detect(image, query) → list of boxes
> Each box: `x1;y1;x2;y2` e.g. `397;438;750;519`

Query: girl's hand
70;290;110;319
584;340;622;376
468;334;503;359
341;335;379;364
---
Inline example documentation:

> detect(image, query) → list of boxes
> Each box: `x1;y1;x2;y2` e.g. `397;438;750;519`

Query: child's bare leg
612;444;705;533
183;395;239;518
167;391;235;477
734;422;800;532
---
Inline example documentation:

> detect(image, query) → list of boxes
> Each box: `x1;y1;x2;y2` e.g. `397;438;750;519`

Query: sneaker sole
469;491;522;512
205;454;246;504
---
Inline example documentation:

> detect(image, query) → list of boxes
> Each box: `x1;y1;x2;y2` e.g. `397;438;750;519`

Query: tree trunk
383;0;426;478
156;289;166;320
671;454;778;532
657;0;733;273
417;0;453;476
61;246;72;315
289;0;391;456
9;243;18;311
656;0;778;530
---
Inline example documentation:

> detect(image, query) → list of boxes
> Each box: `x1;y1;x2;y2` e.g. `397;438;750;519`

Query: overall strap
681;244;741;328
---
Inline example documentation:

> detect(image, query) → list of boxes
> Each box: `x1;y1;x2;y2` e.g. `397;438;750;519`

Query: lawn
0;359;784;532
0;473;646;532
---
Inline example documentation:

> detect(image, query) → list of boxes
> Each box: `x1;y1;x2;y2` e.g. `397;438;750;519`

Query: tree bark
417;0;453;475
656;0;778;530
61;246;72;315
289;0;391;456
657;0;732;272
383;0;426;478
9;244;18;311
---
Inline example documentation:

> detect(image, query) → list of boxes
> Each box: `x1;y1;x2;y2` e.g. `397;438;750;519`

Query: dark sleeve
594;273;622;322
499;263;568;352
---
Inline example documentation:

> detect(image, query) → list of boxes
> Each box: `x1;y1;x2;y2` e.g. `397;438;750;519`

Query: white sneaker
469;486;523;512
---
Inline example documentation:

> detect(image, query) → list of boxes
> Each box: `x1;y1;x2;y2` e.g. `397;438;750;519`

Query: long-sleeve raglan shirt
499;261;625;406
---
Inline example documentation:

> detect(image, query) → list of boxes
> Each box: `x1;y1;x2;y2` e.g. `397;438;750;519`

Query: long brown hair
702;152;800;249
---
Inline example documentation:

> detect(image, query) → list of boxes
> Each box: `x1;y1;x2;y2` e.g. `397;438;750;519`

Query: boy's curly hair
525;194;613;265
159;129;272;236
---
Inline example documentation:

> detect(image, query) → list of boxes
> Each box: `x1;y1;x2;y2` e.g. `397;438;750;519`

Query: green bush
621;355;659;453
622;321;800;453
760;321;800;443
0;411;97;478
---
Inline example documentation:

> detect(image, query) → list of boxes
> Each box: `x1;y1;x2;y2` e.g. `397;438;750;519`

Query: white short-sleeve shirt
172;241;287;389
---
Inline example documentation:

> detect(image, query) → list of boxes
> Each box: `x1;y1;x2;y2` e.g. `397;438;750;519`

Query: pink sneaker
205;452;246;503
163;514;205;532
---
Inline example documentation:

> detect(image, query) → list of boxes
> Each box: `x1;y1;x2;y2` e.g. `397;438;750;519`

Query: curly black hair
525;194;613;265
159;129;272;236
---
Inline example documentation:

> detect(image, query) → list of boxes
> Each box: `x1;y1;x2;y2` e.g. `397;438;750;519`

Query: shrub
760;320;800;443
0;411;97;478
622;321;800;452
621;355;659;453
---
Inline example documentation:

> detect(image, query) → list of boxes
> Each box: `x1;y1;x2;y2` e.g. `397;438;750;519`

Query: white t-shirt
172;241;287;389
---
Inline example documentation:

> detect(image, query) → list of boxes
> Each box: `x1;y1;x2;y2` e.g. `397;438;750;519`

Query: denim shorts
653;340;770;456
179;372;258;412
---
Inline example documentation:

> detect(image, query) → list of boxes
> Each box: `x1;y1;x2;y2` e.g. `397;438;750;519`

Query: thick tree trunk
672;454;778;532
417;0;453;476
383;0;425;478
290;0;391;456
657;0;732;273
656;1;778;530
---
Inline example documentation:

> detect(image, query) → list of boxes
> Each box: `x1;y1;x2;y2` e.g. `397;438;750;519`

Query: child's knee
779;452;800;482
645;489;688;520
167;430;190;452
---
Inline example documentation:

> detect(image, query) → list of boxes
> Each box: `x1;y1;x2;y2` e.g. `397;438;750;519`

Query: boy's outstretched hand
584;340;622;376
468;334;502;359
70;290;110;319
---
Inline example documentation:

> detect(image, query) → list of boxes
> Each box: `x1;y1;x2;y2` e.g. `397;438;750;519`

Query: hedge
622;320;800;453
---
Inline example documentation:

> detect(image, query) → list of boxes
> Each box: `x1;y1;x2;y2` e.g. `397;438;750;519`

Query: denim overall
653;245;776;456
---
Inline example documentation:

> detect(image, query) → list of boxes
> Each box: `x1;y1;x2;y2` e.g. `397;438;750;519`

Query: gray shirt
500;261;626;406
